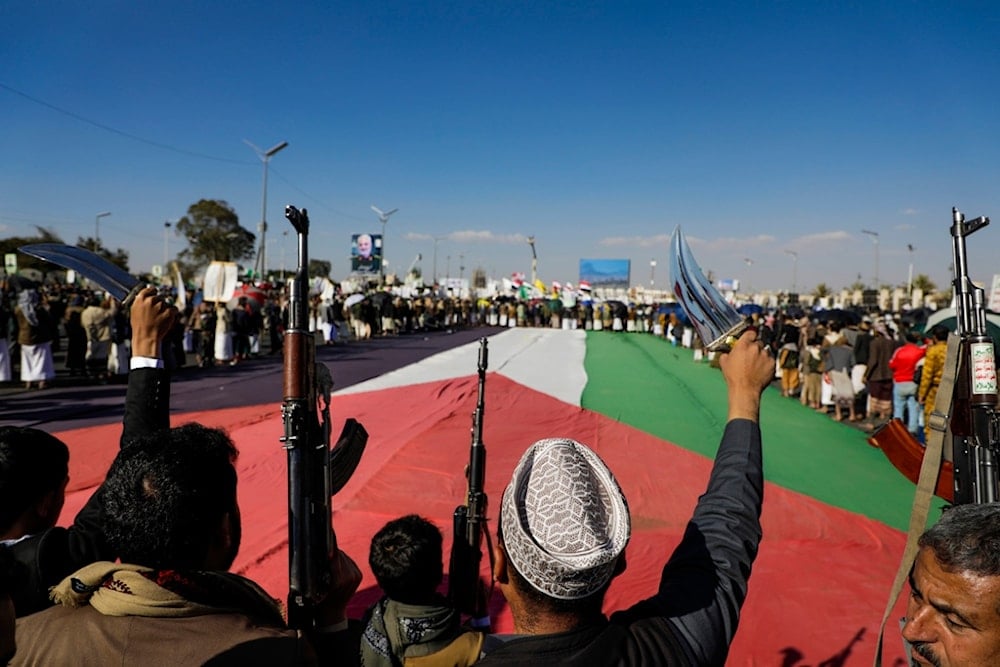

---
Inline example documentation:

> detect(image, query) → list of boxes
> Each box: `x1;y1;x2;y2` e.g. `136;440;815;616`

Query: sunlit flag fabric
53;328;928;665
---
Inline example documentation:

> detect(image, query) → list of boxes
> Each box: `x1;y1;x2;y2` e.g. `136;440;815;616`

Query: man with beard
11;423;362;665
902;503;1000;666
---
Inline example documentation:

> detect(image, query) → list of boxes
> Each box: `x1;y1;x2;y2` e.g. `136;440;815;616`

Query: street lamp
649;259;656;287
527;236;537;285
95;211;111;246
784;250;798;294
432;236;446;285
163;221;174;269
282;230;289;283
861;229;880;289
245;139;288;280
371;205;399;282
459;254;465;281
743;258;753;295
907;243;915;299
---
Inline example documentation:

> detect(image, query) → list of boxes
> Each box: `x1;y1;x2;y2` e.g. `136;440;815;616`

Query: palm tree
814;283;831;298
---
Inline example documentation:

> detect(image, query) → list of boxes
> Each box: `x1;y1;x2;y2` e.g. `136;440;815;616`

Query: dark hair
930;324;949;342
905;330;922;344
0;427;69;534
369;514;443;603
919;504;1000;577
103;423;239;570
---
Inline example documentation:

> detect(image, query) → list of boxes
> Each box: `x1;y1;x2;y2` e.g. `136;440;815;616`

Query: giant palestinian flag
53;328;941;665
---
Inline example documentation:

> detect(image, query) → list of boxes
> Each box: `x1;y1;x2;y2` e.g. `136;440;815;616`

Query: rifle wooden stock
868;418;953;502
448;338;489;618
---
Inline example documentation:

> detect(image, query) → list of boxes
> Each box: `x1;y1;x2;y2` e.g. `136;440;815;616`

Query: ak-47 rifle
448;337;491;620
947;207;999;503
282;205;368;630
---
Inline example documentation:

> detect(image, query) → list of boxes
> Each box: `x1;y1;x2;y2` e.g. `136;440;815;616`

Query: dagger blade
668;227;750;352
19;243;142;306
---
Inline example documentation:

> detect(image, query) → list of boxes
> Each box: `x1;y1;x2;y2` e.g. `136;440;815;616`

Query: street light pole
163;221;172;268
743;258;753;295
649;259;656;288
861;229;880;289
245;139;288;281
527;236;537;285
433;236;446;285
371;205;399;283
907;243;915;300
95;211;111;247
784;250;798;294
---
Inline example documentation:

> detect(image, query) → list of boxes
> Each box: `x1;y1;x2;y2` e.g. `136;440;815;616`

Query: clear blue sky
3;1;1000;295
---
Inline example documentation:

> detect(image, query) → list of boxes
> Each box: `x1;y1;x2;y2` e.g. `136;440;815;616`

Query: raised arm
618;331;773;665
121;288;178;447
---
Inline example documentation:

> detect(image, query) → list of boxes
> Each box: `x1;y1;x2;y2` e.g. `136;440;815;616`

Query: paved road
1;327;501;432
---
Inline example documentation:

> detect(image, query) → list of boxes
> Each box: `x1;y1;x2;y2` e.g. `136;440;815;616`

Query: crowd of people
0;279;685;390
746;310;949;443
3;283;1000;665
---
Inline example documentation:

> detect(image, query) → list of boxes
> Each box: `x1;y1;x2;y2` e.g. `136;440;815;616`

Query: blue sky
3;1;1000;295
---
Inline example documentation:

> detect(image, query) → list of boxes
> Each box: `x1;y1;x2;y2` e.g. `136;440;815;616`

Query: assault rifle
448;337;491;620
947;207;999;503
282;205;368;630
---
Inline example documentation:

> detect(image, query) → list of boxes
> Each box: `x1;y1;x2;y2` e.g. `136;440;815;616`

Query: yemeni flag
53;329;930;665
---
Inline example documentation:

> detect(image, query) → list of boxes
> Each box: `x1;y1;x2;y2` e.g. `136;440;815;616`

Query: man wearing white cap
479;331;774;665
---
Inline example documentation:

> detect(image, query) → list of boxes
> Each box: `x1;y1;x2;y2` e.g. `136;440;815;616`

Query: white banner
203;261;239;303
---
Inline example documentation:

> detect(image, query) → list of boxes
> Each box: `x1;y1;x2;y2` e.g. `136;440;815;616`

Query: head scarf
17;290;39;327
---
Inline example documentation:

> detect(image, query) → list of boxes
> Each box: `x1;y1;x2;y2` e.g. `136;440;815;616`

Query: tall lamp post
95;211;111;246
861;229;880;289
432;236;446;285
371;205;399;282
649;259;656;288
907;243;915;300
784;250;798;294
163;221;173;269
245;139;288;281
527;236;537;285
743;258;754;295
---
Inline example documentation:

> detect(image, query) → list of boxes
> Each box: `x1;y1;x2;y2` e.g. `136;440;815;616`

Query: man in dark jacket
478;331;774;666
5;288;176;617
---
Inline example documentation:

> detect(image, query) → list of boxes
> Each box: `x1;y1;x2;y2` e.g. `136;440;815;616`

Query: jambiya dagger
18;243;145;308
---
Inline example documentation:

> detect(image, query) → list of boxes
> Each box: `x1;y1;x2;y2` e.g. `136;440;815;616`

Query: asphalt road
1;327;500;432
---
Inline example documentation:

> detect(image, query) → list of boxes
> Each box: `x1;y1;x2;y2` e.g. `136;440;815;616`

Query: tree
849;281;866;292
175;199;255;268
814;283;831;298
308;259;331;278
0;227;65;274
75;237;130;271
912;274;937;293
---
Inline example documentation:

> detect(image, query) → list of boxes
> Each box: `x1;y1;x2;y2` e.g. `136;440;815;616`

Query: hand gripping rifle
282;205;368;630
448;337;492;621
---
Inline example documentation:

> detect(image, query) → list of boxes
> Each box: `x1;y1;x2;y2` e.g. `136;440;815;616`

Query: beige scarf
50;561;283;624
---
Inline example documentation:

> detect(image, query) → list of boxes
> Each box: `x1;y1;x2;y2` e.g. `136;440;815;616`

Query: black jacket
7;367;170;616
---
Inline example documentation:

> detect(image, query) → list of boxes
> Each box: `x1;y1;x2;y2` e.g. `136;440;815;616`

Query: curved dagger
19;243;144;308
668;226;751;352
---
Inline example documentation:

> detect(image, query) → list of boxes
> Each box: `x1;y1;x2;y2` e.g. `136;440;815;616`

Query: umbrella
813;308;863;326
737;303;764;316
226;294;262;312
232;284;267;307
344;293;366;309
920;307;1000;345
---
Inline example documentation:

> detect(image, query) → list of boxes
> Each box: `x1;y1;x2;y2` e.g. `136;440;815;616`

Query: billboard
579;259;631;290
351;233;383;274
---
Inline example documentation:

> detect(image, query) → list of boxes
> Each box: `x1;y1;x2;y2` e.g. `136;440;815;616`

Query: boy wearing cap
479;331;774;666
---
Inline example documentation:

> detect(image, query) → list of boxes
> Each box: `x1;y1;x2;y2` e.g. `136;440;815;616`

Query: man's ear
492;542;509;584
